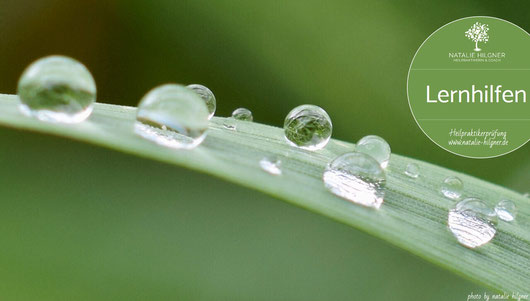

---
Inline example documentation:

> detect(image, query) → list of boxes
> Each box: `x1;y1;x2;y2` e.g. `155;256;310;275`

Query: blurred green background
0;0;528;300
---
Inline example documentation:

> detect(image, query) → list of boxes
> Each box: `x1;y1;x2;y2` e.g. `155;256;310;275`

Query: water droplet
448;198;497;248
135;84;209;149
404;163;420;178
441;176;463;200
284;105;332;150
259;156;282;175
231;108;253;121
187;84;216;120
495;199;517;222
17;55;96;123
222;123;236;130
323;152;386;209
355;135;391;168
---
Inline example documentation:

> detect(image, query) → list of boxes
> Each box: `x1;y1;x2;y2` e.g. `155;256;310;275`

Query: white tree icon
465;22;489;51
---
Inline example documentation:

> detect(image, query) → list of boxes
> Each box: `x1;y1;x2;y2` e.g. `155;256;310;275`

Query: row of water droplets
16;55;521;249
404;163;518;248
443;177;517;248
16;56;387;208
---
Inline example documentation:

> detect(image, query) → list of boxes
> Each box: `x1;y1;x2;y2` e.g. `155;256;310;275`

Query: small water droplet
448;197;497;248
356;135;391;168
231;108;253;121
323;152;386;209
495;199;517;222
441;176;463;200
135;84;209;149
17;55;96;123
284;105;332;150
404;163;420;178
222;122;236;130
187;84;216;120
259;156;282;175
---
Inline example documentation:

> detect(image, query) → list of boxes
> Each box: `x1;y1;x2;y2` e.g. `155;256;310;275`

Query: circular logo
407;16;529;158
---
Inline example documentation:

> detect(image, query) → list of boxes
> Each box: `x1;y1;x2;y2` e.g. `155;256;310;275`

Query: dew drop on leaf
356;135;391;169
323;152;386;209
441;176;463;200
135;84;209;149
222;122;236;130
448;197;497;248
231;108;253;121
17;55;96;123
187;84;216;120
404;163;420;179
259;156;282;175
495;199;517;222
284;105;332;151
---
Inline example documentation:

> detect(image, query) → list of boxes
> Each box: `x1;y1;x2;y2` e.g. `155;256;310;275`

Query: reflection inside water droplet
323;152;386;209
284;104;332;151
232;107;253;121
448;198;497;248
134;122;206;149
187;84;216;120
135;84;209;149
17;55;97;123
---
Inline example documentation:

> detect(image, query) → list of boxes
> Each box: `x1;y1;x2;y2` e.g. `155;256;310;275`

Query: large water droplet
187;84;216;120
284;105;332;151
17;55;96;123
441;176;463;200
135;84;209;149
232;108;253;121
355;135;391;168
323;152;386;209
259;156;282;175
404;163;420;178
495;199;517;222
448;197;497;248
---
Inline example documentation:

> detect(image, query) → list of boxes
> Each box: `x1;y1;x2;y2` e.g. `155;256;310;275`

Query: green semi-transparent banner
408;16;530;158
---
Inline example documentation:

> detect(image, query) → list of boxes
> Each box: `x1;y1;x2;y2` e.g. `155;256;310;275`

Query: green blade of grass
0;94;528;293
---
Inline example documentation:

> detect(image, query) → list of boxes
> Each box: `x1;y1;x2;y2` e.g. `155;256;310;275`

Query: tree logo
465;22;490;51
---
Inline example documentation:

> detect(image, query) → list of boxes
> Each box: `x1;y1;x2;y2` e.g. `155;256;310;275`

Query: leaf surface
0;94;528;292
